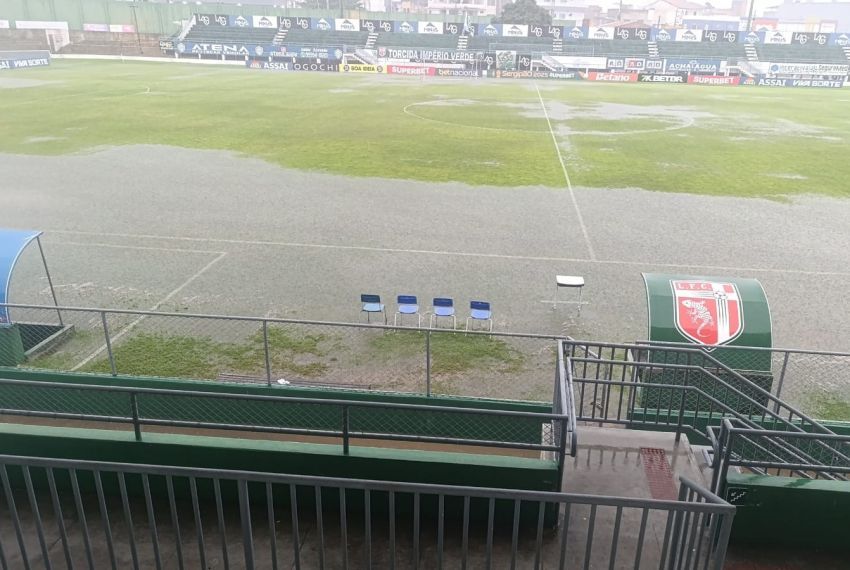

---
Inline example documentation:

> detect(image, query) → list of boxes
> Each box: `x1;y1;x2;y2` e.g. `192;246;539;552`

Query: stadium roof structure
0;228;61;325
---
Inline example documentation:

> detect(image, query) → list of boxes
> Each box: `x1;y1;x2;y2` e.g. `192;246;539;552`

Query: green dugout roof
642;273;772;350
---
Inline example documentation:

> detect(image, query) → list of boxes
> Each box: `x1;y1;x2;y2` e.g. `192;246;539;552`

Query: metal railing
2;302;561;402
0;375;571;461
638;339;850;421
707;418;850;495
0;454;735;569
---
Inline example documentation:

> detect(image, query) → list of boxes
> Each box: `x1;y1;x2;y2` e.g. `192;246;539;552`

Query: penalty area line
534;82;597;261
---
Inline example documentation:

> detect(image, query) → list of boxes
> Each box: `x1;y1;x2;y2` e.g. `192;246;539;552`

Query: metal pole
426;330;431;397
773;352;790;413
130;393;142;442
342;405;350;455
36;237;62;326
238;480;256;569
262;320;272;386
101;311;117;376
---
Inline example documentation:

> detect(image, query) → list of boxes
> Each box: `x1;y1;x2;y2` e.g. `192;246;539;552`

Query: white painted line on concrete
45;230;850;277
60;241;226;255
71;251;228;371
534;81;597;261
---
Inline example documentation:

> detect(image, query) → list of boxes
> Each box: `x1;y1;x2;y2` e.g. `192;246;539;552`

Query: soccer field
2;59;850;197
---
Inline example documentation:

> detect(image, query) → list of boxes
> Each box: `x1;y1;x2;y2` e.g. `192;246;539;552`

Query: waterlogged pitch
2;59;850;197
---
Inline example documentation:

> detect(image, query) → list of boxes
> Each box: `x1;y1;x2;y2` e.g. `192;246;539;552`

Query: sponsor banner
387;65;435;76
589;26;615;40
436;68;481;77
291;59;339;72
253;15;278;29
763;30;792;44
109;24;135;33
639;72;688;83
394;21;416;34
502;24;528;38
0;20;9;29
792;32;829;46
688;75;740;86
177;42;268;56
740;31;763;43
377;48;482;63
675;29;702;42
159;40;174;50
361;19;390;33
625;57;646;71
665;58;725;74
832;33;850;46
566;26;588;39
645;59;664;72
475;23;502;38
280;17;312;30
229;15;250;28
268;46;343;60
334;18;359;32
546;71;579;80
702;29;739;43
83;23;109;32
585;71;638;82
195;14;215;26
340;63;384;73
549;55;608;70
651;28;674;42
0;56;50;70
616;27;649;41
741;77;845;88
529;25;563;39
313;18;333;31
418;21;443;35
767;62;849;76
14;20;68;30
443;22;462;35
497;70;568;79
246;60;290;71
607;58;625;70
517;54;532;71
495;50;516;71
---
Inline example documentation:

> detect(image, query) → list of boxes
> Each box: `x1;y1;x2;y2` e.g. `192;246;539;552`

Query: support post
342;405;350;455
101;311;117;377
37;236;62;326
773;352;790;413
426;330;432;397
130;393;142;442
262;320;272;386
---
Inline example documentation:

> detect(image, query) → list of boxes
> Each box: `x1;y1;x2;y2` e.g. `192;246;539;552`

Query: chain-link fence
0;303;560;403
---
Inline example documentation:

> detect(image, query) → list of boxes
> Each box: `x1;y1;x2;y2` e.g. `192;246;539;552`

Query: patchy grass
84;327;332;379
1;60;849;196
806;393;850;422
369;331;526;375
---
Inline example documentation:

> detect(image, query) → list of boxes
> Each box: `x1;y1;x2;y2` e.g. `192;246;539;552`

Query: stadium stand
756;43;849;64
655;40;748;61
182;25;276;45
282;28;368;48
467;34;553;51
375;33;456;49
553;39;650;57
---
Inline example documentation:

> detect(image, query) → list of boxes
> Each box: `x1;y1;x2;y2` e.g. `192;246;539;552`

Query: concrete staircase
647;41;659;57
843;46;850;61
365;32;378;49
456;34;468;50
272;28;288;45
745;43;759;61
552;37;563;54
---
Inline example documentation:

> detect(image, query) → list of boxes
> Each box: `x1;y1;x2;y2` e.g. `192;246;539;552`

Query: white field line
44;230;850;277
71;251;228;370
60;241;226;255
533;82;597;261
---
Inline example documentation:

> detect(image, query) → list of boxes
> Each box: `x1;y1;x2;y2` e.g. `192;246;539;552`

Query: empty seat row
360;295;492;331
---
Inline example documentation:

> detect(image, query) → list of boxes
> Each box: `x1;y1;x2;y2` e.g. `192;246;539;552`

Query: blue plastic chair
360;294;386;324
467;300;493;332
394;295;421;327
430;297;456;329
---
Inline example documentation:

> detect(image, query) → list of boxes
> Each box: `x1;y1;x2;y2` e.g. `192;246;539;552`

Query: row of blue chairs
360;294;493;331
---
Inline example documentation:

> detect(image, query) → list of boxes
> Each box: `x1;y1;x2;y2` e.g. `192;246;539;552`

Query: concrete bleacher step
647;41;658;57
457;35;468;50
273;28;288;46
553;38;563;53
563;426;708;498
844;46;850;61
365;32;378;49
745;43;759;61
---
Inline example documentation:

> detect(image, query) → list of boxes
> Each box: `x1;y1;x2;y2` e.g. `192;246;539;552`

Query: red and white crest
671;280;743;347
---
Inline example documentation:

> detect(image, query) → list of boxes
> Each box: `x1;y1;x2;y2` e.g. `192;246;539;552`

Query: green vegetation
1;60;849;196
369;331;525;375
83;328;331;379
807;392;850;421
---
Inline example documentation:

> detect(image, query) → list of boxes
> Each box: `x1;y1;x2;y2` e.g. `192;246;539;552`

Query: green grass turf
2;60;849;197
